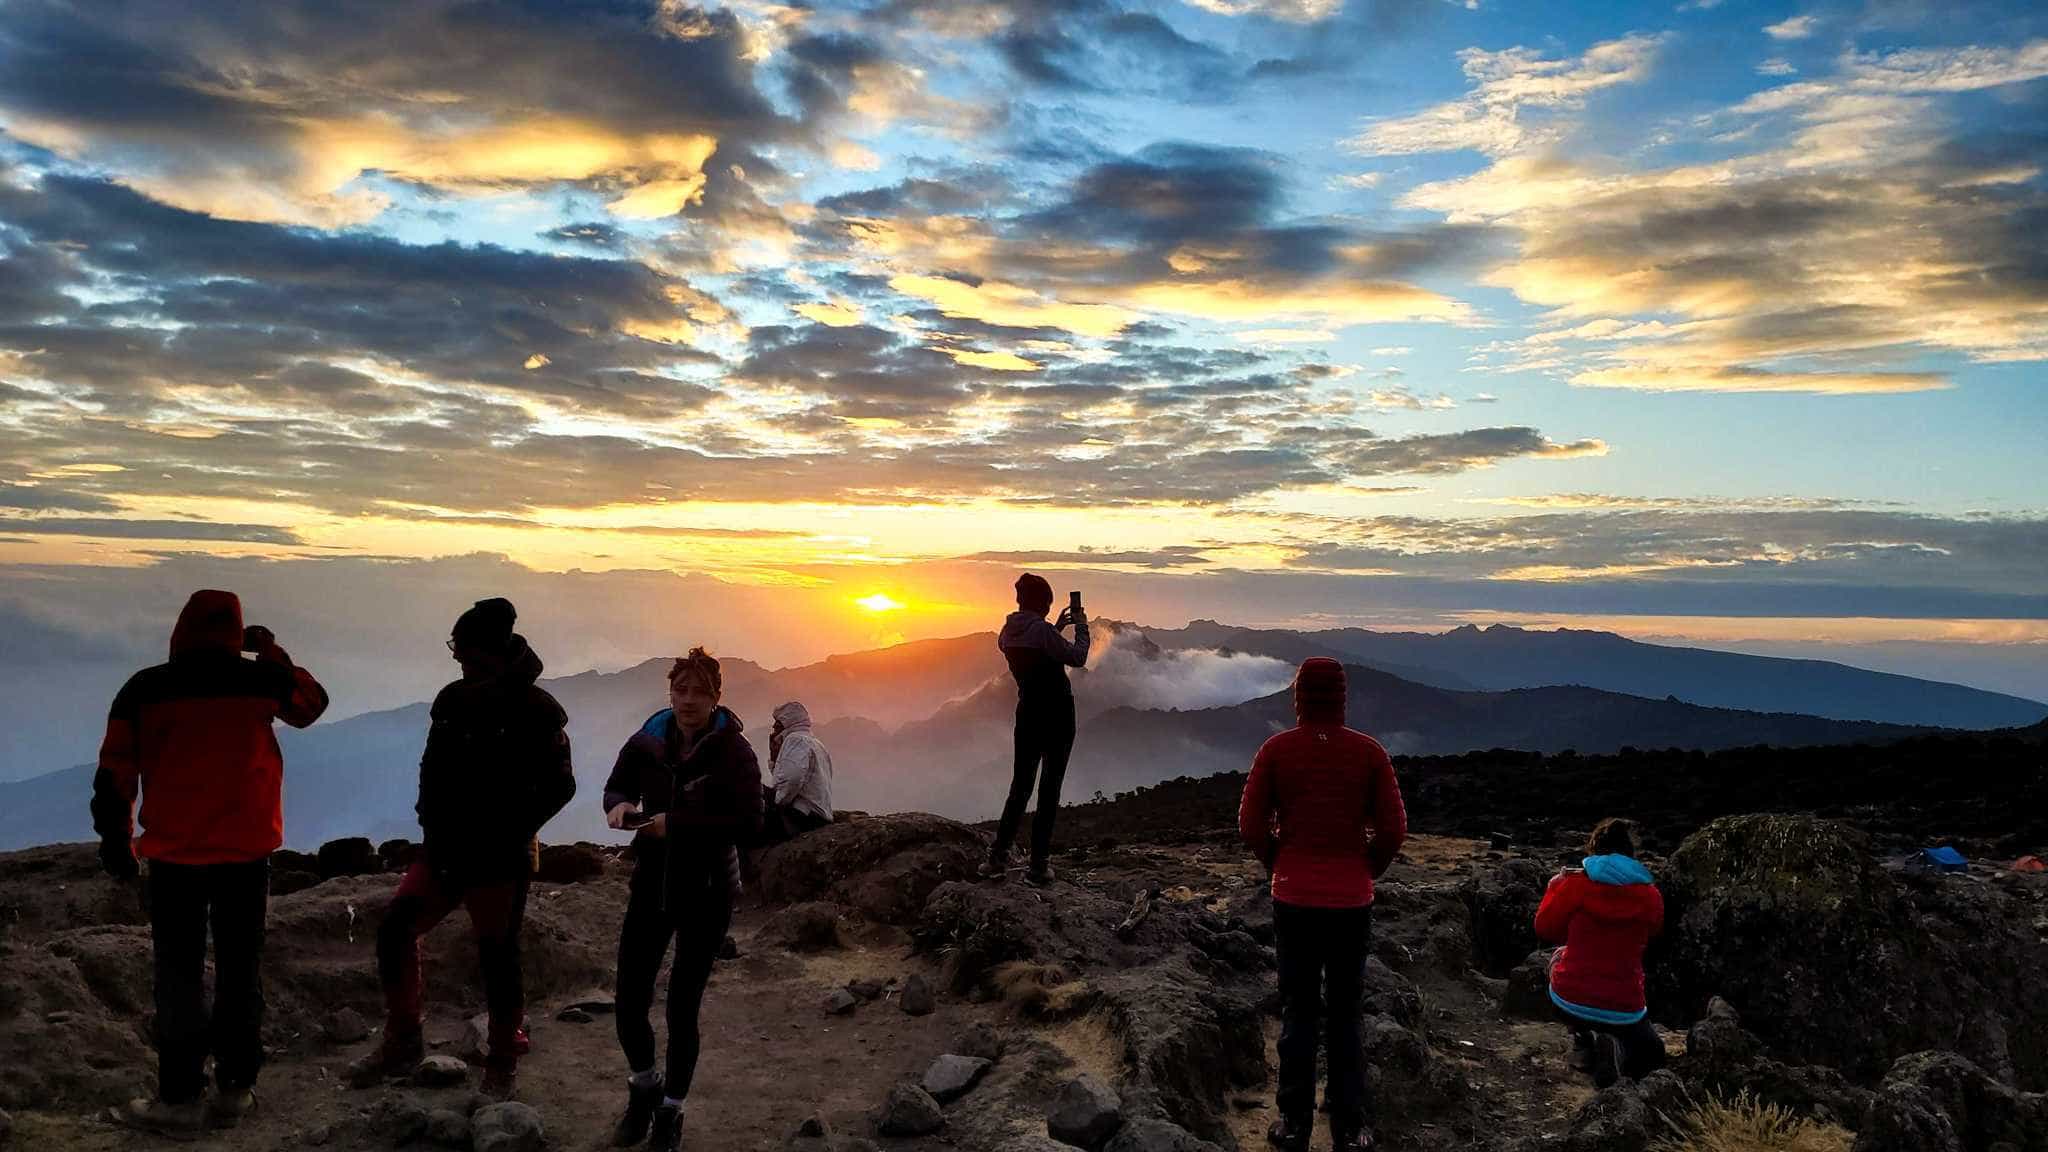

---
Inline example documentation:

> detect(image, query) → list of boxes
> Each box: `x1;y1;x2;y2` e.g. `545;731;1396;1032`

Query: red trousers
377;858;529;1069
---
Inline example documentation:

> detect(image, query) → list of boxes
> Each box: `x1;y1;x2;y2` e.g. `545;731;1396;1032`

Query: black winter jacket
603;705;762;905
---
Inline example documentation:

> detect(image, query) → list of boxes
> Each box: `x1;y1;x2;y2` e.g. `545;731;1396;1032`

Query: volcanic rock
1048;1073;1123;1149
875;1082;945;1136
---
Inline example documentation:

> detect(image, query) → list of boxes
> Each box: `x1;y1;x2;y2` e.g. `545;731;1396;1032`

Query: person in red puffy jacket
1535;817;1667;1087
1238;658;1406;1152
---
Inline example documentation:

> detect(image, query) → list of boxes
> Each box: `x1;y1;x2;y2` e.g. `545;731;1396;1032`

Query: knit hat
1293;657;1347;723
1014;573;1054;614
452;597;517;652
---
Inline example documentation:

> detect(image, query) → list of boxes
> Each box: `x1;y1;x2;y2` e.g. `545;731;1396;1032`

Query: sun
855;592;905;613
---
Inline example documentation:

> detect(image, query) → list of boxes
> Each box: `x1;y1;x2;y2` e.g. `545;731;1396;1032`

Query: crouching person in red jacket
1239;658;1406;1152
91;590;329;1138
1536;818;1667;1088
349;598;575;1099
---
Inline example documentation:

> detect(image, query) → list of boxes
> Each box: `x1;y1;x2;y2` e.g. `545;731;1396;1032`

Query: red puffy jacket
1237;661;1406;910
1535;865;1664;1015
91;591;328;865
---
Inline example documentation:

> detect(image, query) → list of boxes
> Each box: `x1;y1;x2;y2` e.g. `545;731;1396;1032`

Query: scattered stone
847;978;887;1001
921;1054;992;1103
378;838;419;872
718;935;741;960
824;989;860;1015
456;1014;490;1063
43;1010;73;1024
326;1007;370;1044
900;973;935;1016
950;1021;1005;1063
535;842;606;885
1501;950;1556;1020
426;1107;471;1147
565;993;616;1015
1047;1073;1123;1149
556;1006;593;1024
1104;1118;1223;1152
373;1095;432;1144
315;836;379;879
1559;1084;1649;1152
761;903;845;953
795;1111;833;1138
472;1101;546;1152
999;1140;1076;1152
412;1054;470;1087
875;1082;946;1137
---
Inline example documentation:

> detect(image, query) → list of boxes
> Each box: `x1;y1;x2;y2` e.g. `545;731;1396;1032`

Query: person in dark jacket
92;590;328;1138
1238;657;1406;1152
348;598;574;1100
981;572;1089;886
1536;818;1667;1087
601;648;763;1152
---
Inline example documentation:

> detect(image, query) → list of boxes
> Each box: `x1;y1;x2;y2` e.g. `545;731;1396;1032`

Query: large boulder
1048;1074;1124;1149
758;813;984;924
1359;1015;1469;1131
1103;1118;1223;1152
1852;1052;2048;1152
1460;858;1550;976
534;842;606;885
875;1083;946;1137
1095;959;1267;1147
316;837;380;879
757;902;844;953
1658;814;2048;1086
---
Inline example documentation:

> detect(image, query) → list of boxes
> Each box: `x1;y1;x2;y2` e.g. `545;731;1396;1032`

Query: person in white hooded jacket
763;700;833;841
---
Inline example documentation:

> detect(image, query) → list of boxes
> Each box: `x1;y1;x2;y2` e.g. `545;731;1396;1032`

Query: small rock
718;935;741;960
951;1021;1005;1062
999;1140;1075;1152
44;1010;74;1024
457;1014;490;1063
824;989;860;1015
875;1083;946;1137
761;903;844;953
326;1007;370;1044
1105;1118;1223;1152
1501;950;1556;1021
921;1054;992;1103
374;1096;432;1143
847;979;887;1001
413;1054;471;1087
1047;1073;1123;1149
557;1006;594;1024
795;1111;834;1138
900;973;935;1016
472;1101;546;1152
565;993;617;1015
426;1107;471;1147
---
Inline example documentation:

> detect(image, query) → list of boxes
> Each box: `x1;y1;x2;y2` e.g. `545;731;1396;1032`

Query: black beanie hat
452;597;517;651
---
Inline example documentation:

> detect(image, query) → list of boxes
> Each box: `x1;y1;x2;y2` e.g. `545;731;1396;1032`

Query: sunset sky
1;0;2045;767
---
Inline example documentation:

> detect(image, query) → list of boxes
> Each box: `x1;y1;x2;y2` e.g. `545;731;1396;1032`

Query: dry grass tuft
989;961;1095;1018
1651;1091;1854;1152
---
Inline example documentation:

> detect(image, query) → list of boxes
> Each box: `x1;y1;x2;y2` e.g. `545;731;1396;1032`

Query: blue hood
1584;854;1654;886
640;707;732;741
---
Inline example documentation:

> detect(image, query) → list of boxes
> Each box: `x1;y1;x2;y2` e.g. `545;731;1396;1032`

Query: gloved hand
100;838;139;881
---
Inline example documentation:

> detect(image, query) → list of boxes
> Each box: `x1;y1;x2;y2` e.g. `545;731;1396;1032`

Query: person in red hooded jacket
91;590;328;1138
1239;658;1406;1152
1535;818;1667;1087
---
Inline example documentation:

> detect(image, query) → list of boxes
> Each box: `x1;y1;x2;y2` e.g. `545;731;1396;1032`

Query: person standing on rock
982;573;1090;886
91;589;329;1138
601;648;764;1151
1237;657;1406;1152
348;597;575;1100
1535;817;1667;1088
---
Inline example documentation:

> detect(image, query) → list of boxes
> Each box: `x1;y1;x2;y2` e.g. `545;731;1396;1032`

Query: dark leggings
148;858;270;1103
1274;901;1373;1138
990;699;1076;868
1557;1004;1668;1080
616;865;733;1097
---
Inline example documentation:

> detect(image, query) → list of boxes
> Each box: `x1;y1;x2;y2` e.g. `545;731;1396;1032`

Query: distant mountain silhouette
1144;621;2045;729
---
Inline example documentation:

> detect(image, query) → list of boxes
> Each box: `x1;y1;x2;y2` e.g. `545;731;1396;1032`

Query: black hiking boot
1592;1033;1624;1089
347;1031;424;1089
1331;1128;1377;1151
1266;1116;1310;1152
648;1101;682;1152
1567;1029;1595;1073
614;1076;663;1146
1025;861;1056;887
976;857;1008;882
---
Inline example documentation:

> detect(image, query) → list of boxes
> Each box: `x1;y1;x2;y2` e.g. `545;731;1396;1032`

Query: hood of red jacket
1568;868;1661;921
169;589;243;658
1293;657;1347;725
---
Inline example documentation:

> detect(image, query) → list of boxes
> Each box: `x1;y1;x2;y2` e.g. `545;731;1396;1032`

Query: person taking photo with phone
601;648;763;1151
348;597;575;1100
981;573;1089;887
91;590;329;1138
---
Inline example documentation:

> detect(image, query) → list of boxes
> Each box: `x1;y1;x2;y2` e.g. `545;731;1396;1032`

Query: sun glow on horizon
856;592;906;613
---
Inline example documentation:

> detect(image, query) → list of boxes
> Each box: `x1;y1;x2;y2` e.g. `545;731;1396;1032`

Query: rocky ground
1;783;2046;1151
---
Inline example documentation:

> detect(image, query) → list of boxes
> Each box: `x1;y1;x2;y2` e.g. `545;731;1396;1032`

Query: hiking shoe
1025;862;1056;887
208;1086;256;1128
976;858;1008;882
1567;1030;1595;1073
479;1064;518;1101
1592;1033;1623;1089
1266;1117;1310;1152
614;1076;665;1147
347;1032;424;1089
648;1102;682;1152
114;1096;205;1141
1331;1130;1377;1152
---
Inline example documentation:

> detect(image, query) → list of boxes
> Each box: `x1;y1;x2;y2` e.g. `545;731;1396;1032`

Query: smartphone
620;809;655;830
1069;590;1082;611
